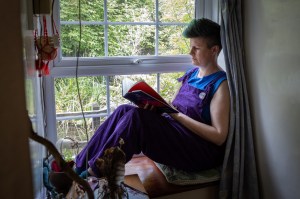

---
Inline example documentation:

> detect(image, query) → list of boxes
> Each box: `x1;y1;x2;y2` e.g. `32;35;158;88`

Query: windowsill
125;156;219;198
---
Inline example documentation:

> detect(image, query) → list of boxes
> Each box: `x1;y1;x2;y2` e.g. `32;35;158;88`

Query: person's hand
166;102;181;118
168;112;180;119
143;103;156;111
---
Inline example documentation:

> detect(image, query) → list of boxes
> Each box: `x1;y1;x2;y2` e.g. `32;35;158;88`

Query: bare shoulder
210;80;230;120
213;79;230;101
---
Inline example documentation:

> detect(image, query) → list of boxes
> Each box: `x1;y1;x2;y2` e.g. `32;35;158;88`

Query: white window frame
44;0;220;143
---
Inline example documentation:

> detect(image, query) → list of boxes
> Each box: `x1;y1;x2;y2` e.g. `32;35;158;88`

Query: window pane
108;0;155;22
159;0;195;23
25;79;35;116
56;117;108;159
55;76;108;113
159;25;190;55
108;74;157;108
60;0;104;21
61;25;105;57
108;76;128;109
108;25;155;56
57;118;97;141
160;72;184;102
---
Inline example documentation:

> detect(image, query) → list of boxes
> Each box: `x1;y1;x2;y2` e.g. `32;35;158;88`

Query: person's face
189;37;218;67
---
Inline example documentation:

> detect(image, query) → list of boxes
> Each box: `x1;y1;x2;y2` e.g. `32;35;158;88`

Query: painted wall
0;0;34;198
244;0;300;198
0;0;45;198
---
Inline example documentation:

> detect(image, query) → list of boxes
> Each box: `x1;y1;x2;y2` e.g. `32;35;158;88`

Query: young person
75;18;230;178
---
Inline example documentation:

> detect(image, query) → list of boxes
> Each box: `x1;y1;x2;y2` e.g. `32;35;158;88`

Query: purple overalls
76;68;227;176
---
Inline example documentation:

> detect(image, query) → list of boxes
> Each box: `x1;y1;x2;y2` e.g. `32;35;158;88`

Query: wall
244;0;300;198
0;0;34;198
0;0;45;198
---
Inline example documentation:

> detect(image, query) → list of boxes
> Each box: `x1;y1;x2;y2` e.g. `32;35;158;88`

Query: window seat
125;156;220;198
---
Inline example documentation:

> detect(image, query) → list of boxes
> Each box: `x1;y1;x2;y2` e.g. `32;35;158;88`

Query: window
59;0;194;57
59;0;193;57
54;0;196;73
44;0;220;150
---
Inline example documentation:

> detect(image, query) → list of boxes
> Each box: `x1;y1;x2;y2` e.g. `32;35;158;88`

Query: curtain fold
219;0;260;198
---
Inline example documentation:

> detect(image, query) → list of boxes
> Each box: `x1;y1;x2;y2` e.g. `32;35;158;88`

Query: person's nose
189;47;194;56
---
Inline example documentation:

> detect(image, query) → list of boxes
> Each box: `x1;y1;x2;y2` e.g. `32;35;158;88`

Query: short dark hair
182;18;222;50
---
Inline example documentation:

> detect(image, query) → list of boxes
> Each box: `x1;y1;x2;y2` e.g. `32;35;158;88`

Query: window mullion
60;21;186;26
155;0;159;56
106;76;111;115
157;73;160;93
104;0;108;56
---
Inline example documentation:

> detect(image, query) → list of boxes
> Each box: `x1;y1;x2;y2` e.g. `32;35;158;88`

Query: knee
116;104;136;111
126;107;157;123
114;104;137;114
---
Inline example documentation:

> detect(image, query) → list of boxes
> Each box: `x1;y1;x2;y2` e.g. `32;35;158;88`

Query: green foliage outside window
60;0;194;57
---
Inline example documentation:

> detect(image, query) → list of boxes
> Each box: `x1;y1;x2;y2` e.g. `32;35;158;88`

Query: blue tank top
188;69;227;95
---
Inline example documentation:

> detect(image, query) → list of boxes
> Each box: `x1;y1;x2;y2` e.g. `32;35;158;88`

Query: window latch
132;59;143;65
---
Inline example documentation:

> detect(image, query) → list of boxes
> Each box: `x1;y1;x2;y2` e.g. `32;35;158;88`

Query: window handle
132;59;143;64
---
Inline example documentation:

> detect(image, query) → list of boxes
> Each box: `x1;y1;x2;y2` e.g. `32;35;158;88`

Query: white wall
244;0;300;198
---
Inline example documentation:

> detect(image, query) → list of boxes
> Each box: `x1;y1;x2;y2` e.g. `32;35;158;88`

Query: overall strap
177;67;198;83
200;71;227;108
205;71;227;91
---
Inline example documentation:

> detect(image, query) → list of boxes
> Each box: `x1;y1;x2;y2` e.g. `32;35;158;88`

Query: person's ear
211;45;220;55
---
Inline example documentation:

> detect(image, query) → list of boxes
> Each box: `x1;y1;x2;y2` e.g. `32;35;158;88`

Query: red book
122;79;178;114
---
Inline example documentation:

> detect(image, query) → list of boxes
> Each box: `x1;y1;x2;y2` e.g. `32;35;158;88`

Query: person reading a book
74;18;230;179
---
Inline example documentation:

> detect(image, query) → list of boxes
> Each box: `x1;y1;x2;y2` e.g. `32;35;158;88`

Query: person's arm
169;80;230;146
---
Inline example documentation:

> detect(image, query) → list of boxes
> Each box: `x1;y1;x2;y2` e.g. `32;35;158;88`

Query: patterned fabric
155;162;220;185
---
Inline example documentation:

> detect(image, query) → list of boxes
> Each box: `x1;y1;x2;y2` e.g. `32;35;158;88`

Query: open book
122;78;178;114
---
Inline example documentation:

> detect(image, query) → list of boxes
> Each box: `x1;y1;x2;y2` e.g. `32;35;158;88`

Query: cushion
154;162;221;185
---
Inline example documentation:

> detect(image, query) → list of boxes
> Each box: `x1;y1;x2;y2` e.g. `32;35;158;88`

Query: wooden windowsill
125;156;219;198
124;174;147;194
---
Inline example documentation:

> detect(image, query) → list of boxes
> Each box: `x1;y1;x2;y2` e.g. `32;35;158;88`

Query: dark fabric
76;70;226;177
219;0;260;198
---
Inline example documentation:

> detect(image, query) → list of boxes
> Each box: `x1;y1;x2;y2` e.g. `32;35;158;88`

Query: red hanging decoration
34;15;60;77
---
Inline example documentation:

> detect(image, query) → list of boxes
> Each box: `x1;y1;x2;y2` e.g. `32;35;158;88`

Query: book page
122;78;136;96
